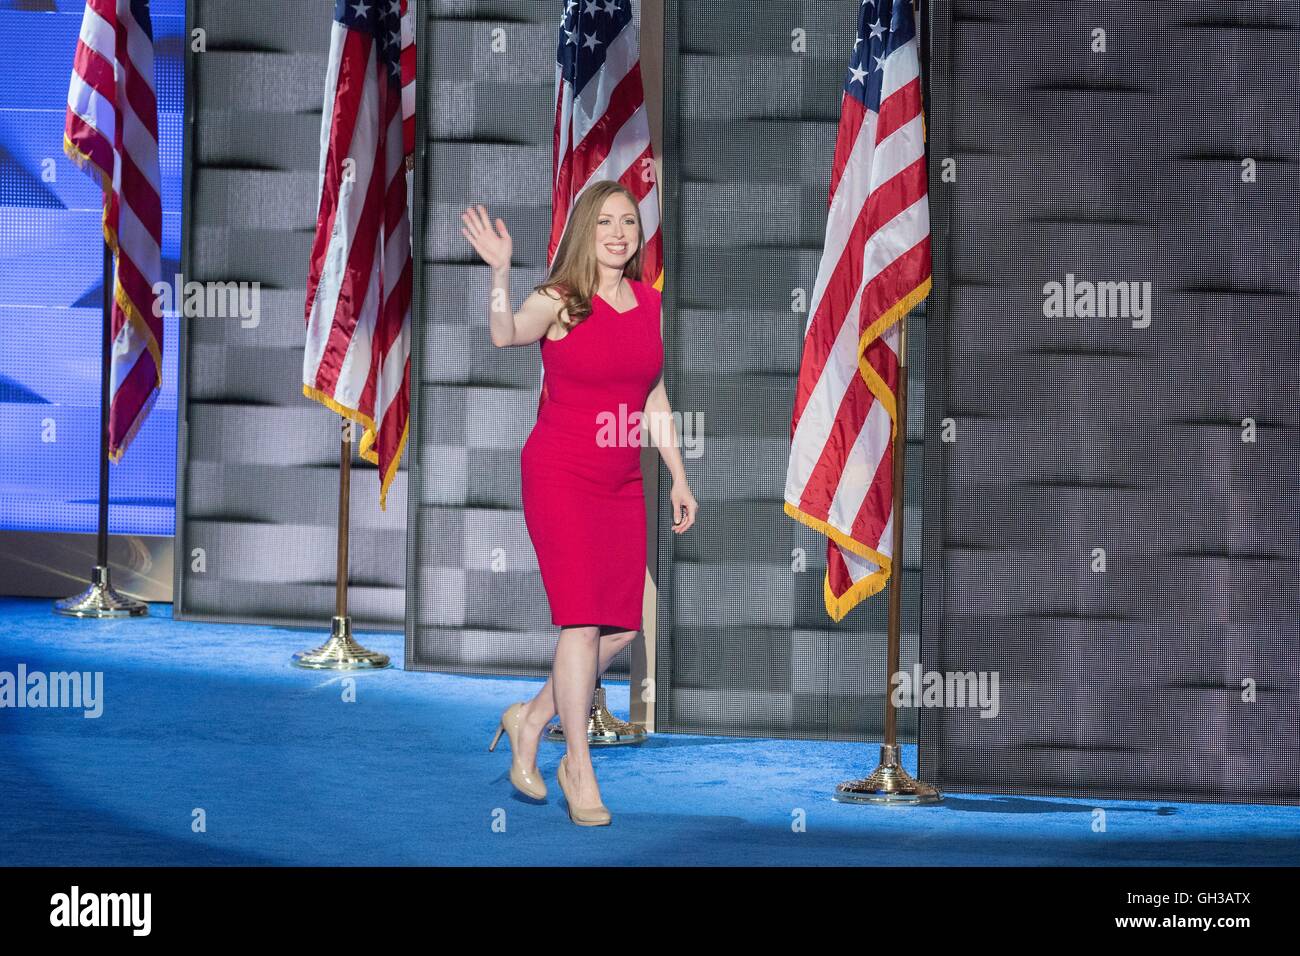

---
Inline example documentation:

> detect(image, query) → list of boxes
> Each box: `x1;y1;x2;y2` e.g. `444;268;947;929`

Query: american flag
550;0;661;287
63;0;163;463
784;0;932;622
303;0;416;510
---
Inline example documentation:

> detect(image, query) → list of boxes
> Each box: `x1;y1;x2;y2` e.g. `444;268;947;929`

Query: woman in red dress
462;181;697;825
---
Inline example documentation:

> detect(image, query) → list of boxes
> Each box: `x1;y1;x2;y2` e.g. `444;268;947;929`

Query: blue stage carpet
0;597;1296;867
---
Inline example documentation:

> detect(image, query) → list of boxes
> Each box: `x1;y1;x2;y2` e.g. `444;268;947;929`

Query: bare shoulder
527;286;565;309
526;286;570;341
525;287;568;320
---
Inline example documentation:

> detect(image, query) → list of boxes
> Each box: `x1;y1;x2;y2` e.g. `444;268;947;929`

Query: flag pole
292;416;390;669
833;310;941;804
55;239;148;618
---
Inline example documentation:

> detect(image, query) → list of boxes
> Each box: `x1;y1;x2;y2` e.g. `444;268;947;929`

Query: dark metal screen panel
651;0;929;740
403;1;636;677
174;0;406;628
919;0;1300;804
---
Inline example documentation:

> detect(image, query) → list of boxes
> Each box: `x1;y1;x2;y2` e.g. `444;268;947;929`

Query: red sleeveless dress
521;278;664;631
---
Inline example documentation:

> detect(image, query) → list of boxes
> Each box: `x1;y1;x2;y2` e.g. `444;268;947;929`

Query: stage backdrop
919;0;1300;804
647;0;928;740
173;0;406;629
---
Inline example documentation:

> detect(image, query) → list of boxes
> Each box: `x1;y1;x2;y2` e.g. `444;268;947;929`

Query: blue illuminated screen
0;0;184;535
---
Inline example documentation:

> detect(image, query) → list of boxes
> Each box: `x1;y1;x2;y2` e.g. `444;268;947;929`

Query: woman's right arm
462;204;560;348
488;269;561;348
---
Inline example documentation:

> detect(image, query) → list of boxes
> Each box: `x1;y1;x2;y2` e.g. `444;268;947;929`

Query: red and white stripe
303;3;415;511
784;15;932;622
63;0;163;463
400;0;417;158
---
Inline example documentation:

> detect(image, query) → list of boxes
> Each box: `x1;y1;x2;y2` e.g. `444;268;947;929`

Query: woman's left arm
643;378;698;534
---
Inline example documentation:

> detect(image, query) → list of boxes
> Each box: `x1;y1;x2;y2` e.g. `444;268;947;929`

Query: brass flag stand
292;418;391;670
833;312;941;805
56;240;148;619
544;678;647;746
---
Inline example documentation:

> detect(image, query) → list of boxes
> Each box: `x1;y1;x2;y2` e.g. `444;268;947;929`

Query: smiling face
593;192;641;271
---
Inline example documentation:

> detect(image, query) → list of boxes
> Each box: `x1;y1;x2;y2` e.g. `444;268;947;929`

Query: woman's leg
515;627;637;779
548;624;603;804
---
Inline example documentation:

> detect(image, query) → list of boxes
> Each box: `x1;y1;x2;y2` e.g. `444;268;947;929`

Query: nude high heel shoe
488;702;547;799
557;754;611;826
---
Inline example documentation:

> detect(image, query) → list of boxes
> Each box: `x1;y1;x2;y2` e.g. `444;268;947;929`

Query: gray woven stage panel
175;0;407;629
404;1;636;677
920;1;1300;804
653;0;928;741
